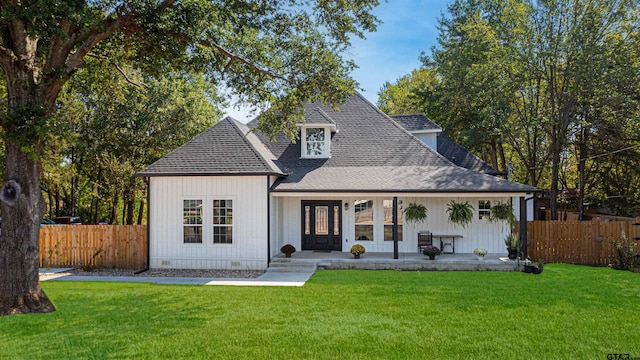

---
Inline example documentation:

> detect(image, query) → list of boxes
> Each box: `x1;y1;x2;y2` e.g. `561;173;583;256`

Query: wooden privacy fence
39;225;147;270
525;219;640;266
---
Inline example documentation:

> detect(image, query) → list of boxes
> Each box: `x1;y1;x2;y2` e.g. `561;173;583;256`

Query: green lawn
1;265;638;359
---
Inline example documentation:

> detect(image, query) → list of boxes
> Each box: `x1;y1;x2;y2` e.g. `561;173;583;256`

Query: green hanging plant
403;203;428;223
446;200;474;228
489;201;516;228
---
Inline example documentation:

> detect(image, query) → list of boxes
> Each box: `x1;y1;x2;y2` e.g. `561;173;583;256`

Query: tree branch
87;53;146;87
168;31;294;86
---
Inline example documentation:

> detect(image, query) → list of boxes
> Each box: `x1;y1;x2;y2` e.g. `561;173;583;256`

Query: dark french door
301;200;342;251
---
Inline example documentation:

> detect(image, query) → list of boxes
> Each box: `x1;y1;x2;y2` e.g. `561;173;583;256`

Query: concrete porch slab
271;251;519;271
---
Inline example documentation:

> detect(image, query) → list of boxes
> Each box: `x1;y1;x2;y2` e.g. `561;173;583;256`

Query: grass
1;264;639;359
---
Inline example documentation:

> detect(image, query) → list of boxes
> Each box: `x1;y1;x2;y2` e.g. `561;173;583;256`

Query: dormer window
301;126;331;158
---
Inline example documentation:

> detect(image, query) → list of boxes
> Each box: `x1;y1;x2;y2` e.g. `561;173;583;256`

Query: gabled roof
140;93;535;193
303;107;337;125
248;93;534;193
136;117;284;177
391;114;505;176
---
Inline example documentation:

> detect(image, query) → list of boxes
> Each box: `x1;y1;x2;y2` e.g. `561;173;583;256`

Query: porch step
267;262;318;273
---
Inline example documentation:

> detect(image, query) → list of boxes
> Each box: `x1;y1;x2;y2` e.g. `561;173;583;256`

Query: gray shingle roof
272;165;535;193
302;107;337;125
136;117;283;176
437;134;505;176
139;93;534;193
391;114;441;132
248;93;534;193
391;114;504;176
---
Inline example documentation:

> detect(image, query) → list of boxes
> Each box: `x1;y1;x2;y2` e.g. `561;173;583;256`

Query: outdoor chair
417;231;433;253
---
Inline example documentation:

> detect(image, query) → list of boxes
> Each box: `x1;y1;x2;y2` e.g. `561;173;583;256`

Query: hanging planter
403;203;428;223
489;201;515;228
446;200;474;228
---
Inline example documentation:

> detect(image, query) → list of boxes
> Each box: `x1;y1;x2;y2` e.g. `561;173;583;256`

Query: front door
301;201;342;251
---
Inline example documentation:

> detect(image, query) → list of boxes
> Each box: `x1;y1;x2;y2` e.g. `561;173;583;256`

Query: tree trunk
577;125;589;220
0;142;55;315
126;192;135;225
110;189;118;225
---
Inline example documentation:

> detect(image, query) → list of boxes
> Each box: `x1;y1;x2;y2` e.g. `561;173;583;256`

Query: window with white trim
384;199;403;241
478;200;491;220
301;127;330;158
183;199;203;243
354;200;374;241
213;199;233;244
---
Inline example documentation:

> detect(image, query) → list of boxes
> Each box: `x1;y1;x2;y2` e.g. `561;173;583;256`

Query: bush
612;232;637;270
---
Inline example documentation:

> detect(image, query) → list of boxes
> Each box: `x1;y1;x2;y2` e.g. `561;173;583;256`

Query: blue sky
225;0;450;123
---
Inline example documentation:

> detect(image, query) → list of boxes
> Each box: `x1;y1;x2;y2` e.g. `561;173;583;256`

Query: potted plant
523;259;533;273
423;245;441;260
504;233;521;260
532;260;544;274
350;244;366;259
446;200;474;228
280;244;296;258
404;203;428;223
473;248;487;260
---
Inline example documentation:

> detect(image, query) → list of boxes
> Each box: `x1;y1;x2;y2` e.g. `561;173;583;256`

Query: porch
270;251;519;271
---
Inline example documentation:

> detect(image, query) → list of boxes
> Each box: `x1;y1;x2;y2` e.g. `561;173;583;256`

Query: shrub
612;232;637;270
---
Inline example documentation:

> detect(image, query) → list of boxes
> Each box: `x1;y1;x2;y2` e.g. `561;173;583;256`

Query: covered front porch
270;251;520;271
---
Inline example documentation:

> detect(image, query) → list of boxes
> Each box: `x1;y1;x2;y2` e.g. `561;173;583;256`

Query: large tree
379;0;640;218
0;0;379;316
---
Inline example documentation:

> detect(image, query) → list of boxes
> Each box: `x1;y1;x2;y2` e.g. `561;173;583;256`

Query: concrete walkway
39;268;315;287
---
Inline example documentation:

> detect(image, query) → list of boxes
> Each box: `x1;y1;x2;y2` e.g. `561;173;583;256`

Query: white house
136;93;537;270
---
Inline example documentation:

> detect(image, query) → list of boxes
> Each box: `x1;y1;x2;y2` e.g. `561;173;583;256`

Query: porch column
393;197;399;259
519;196;528;258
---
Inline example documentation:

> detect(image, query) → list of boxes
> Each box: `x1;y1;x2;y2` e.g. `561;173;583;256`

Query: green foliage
403;202;428;223
446;200;474;228
504;233;521;249
489;201;515;228
378;0;640;217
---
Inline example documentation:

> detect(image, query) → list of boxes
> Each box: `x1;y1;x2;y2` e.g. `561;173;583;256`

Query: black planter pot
524;265;533;273
507;248;518;260
532;267;543;274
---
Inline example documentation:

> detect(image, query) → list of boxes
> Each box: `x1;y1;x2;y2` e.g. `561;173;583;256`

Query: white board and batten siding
273;195;512;255
149;176;269;270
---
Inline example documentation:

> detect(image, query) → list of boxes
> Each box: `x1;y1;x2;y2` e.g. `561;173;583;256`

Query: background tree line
2;58;223;224
378;0;640;219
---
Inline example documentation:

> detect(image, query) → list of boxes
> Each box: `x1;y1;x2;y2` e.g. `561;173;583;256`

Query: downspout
134;177;150;274
267;176;271;266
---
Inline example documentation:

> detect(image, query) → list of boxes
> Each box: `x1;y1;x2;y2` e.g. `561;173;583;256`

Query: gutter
134;177;151;275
